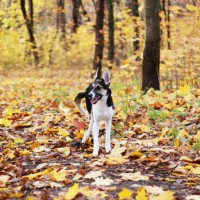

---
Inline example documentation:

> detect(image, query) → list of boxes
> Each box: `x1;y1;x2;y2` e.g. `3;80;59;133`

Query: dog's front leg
105;119;112;153
92;120;100;156
82;116;93;144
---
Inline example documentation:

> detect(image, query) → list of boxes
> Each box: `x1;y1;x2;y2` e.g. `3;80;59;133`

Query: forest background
0;0;200;199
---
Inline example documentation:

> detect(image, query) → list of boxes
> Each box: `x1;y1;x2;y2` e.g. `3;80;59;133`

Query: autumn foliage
0;0;200;200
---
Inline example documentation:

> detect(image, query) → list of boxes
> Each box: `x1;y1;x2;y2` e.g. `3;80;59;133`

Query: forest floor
0;68;199;200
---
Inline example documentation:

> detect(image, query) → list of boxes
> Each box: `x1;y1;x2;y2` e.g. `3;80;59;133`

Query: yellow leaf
0;118;12;126
186;4;200;12
178;85;190;96
118;188;133;200
14;137;24;144
58;128;69;137
179;129;189;138
190;166;200;175
33;146;51;153
51;169;68;182
120;172;149;181
80;186;107;199
105;157;129;165
169;6;181;12
150;191;175;200
174;138;180;147
2;106;13;117
110;143;126;157
56;147;70;157
65;183;79;200
19;149;31;156
129;151;143;159
23;168;52;180
0;175;10;187
136;187;148;200
26;196;38;200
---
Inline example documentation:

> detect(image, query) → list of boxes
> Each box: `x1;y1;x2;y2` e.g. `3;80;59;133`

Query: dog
74;68;114;156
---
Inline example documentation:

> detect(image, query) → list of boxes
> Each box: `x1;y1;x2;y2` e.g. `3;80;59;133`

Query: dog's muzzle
88;92;102;104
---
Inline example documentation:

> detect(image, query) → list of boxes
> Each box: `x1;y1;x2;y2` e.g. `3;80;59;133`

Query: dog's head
88;69;111;104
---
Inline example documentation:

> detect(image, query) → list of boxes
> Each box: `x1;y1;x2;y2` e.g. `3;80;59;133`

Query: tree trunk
93;0;105;77
167;0;171;49
142;0;160;91
127;0;140;51
20;0;39;66
57;0;66;39
72;0;81;32
107;0;114;67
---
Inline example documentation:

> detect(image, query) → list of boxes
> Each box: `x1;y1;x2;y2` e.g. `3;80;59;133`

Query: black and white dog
74;69;114;156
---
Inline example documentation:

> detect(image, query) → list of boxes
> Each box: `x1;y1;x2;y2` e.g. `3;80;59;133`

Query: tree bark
142;0;160;91
57;0;66;39
72;0;81;32
20;0;39;66
107;0;114;67
167;0;171;49
126;0;140;52
93;0;105;77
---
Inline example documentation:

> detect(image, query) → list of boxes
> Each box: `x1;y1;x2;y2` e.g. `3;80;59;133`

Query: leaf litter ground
0;68;199;200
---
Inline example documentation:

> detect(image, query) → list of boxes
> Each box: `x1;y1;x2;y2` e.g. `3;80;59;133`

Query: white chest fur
92;96;114;122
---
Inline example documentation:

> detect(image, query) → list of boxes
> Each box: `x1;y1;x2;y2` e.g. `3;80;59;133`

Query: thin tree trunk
20;0;39;66
93;0;105;77
167;0;171;49
72;0;81;32
132;0;139;51
126;0;140;52
160;0;166;47
57;0;66;39
107;0;114;67
142;0;160;91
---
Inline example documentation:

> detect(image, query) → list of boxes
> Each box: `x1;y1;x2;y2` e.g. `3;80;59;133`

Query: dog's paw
106;147;111;153
93;151;99;157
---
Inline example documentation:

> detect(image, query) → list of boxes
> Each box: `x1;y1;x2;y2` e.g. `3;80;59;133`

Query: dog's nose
88;93;93;99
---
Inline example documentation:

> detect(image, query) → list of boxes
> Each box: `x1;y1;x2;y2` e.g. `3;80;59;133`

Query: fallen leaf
80;186;107;199
56;147;70;157
84;171;103;179
50;169;68;182
0;118;12;126
120;171;149;181
186;195;200;200
92;177;114;186
33;146;51;153
23;168;52;180
118;188;134;200
105;157;129;165
14;137;24;144
150;191;175;200
110;143;126;157
65;183;79;200
0;175;10;186
144;185;164;195
136;187;148;200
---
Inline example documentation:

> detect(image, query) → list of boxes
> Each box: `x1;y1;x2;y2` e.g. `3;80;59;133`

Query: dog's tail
74;92;89;117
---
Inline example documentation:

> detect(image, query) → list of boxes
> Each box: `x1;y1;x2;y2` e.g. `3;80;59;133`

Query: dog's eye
96;86;101;90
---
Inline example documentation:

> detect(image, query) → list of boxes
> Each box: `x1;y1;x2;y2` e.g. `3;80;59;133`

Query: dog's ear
102;69;110;85
94;67;100;80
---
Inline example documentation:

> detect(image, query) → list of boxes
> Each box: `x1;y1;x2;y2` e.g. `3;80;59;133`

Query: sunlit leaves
118;188;134;200
64;183;79;200
136;188;148;200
